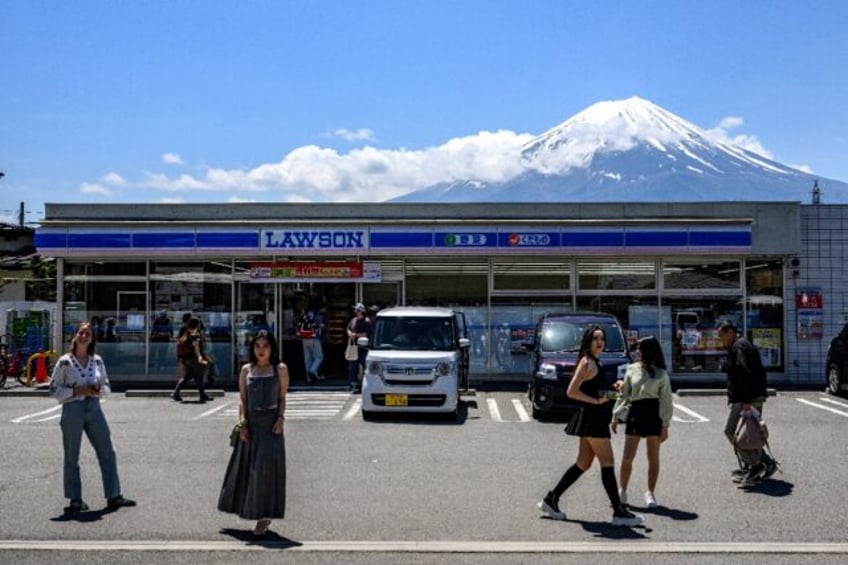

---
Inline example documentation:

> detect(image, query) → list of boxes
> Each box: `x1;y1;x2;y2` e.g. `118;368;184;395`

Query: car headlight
435;362;453;377
367;361;383;375
536;363;558;380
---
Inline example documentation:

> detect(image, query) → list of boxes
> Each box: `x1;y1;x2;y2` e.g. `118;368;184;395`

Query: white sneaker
618;488;628;505
644;491;657;508
537;493;567;520
610;509;645;527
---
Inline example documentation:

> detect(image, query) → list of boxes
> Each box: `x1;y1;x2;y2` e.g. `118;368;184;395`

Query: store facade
35;201;803;385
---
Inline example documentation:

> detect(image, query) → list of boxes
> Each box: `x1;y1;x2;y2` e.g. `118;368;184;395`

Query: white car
360;307;470;419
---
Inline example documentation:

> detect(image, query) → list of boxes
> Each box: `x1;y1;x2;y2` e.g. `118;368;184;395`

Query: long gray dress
218;367;286;519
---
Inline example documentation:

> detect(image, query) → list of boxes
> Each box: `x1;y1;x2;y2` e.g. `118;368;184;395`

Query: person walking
537;325;644;527
297;301;326;383
218;330;289;537
611;336;673;508
48;322;136;513
717;321;778;486
346;303;370;393
171;316;210;403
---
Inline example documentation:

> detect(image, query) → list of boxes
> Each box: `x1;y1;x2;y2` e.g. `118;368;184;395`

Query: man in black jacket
717;321;777;485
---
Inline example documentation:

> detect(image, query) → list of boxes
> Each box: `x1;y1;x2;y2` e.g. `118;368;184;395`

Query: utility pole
19;202;25;227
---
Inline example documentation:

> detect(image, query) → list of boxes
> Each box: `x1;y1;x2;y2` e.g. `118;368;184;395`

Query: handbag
229;423;241;447
344;339;360;361
734;412;768;450
563;407;584;436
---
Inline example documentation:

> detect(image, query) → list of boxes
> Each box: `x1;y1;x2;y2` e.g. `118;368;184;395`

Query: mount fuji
391;97;846;203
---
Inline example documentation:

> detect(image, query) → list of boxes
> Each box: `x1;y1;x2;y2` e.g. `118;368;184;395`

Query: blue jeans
348;348;367;387
60;396;121;501
302;339;324;376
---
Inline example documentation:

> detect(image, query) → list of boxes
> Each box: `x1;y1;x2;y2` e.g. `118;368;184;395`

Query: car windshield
370;316;455;351
539;321;626;353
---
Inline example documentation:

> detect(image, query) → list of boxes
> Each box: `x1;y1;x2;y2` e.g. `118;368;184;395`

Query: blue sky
2;0;846;224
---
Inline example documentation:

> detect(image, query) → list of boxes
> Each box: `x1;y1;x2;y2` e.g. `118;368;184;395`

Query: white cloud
789;163;814;174
130;129;533;202
706;116;774;159
80;182;114;197
162;152;184;165
99;172;128;186
331;128;376;142
157;196;185;204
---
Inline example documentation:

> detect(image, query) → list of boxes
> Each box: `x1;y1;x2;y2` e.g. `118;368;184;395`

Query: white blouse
48;353;111;404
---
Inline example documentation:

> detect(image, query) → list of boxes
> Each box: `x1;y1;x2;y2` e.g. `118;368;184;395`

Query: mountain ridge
391;97;844;203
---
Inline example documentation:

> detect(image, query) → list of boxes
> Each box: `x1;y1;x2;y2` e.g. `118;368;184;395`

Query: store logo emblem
262;230;365;249
444;233;487;246
508;233;551;246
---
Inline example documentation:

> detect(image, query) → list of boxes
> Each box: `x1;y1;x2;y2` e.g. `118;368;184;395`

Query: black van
526;312;631;419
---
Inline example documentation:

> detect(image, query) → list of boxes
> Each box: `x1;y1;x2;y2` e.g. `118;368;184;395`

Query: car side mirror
458;337;470;348
357;337;369;347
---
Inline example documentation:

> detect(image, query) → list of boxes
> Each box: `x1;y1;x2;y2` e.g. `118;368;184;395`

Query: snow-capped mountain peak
391;97;845;204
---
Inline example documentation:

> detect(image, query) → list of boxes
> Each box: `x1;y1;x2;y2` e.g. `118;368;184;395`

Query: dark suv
526;312;631;419
826;322;848;396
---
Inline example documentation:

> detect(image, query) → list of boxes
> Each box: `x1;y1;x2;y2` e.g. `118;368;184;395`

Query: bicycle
0;347;27;388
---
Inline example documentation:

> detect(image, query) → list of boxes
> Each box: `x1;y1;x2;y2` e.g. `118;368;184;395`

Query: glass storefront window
578;260;656;290
745;260;784;371
665;297;741;374
65;262;147;277
404;258;487;306
663;261;741;289
489;297;572;376
63;280;147;377
493;259;570;291
576;296;660;354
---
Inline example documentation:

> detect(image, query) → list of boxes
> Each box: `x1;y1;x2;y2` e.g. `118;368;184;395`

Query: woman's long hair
636;335;666;378
578;325;605;365
70;322;96;356
248;330;281;367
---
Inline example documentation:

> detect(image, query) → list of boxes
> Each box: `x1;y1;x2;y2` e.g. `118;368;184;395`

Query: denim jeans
302;339;324;376
348;348;367;387
60;396;121;501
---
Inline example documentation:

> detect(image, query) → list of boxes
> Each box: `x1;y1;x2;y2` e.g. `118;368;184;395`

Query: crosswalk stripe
819;396;848;409
343;398;362;420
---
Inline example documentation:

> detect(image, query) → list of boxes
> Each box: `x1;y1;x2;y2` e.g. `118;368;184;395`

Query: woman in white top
611;335;673;508
48;322;136;513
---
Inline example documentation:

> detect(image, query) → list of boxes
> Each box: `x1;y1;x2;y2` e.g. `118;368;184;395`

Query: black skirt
624;398;662;437
572;403;613;439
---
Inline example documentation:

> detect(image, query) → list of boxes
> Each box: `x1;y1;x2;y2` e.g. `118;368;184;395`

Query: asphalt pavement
1;385;846;563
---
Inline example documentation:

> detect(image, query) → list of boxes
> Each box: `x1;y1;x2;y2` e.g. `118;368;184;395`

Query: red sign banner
250;261;364;281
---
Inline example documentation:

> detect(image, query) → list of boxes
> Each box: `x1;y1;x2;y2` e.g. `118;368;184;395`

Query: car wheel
827;363;842;395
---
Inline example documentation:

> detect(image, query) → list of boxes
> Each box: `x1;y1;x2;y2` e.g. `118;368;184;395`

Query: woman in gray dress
218;330;289;536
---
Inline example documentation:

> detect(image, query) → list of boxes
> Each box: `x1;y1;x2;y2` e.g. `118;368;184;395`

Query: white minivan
359;307;470;419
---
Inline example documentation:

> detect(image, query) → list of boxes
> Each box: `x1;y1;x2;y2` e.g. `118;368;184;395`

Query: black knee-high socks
552;464;584;498
601;466;624;511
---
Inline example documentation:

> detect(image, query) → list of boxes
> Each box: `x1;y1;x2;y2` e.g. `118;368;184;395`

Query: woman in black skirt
218;330;289;537
537;326;644;527
612;336;672;508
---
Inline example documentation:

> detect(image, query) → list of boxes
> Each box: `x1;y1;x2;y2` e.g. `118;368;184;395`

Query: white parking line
512;398;531;422
11;404;63;424
818;396;848;409
193;401;235;420
671;403;710;423
487;398;503;422
796;397;848;417
343;397;362;420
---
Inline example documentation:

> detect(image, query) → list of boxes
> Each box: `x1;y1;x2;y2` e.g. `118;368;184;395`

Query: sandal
251;518;272;536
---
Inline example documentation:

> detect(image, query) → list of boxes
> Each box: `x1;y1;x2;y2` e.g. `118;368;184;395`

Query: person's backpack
297;313;318;339
176;334;194;358
734;410;769;451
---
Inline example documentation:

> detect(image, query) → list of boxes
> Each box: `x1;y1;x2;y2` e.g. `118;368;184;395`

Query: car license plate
385;393;408;407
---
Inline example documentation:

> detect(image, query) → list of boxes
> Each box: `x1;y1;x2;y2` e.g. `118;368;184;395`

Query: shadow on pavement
219;527;302;548
738;478;794;497
50;506;118;523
